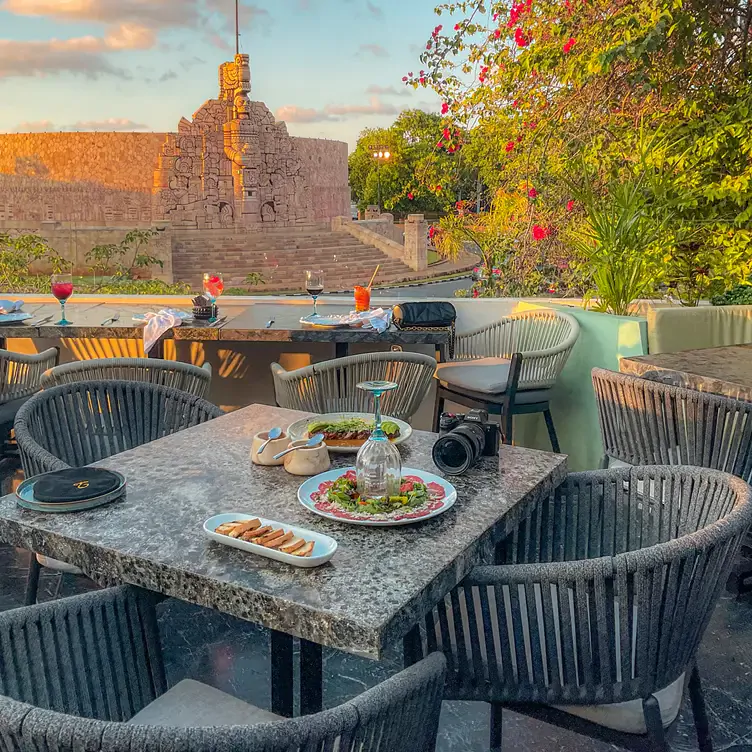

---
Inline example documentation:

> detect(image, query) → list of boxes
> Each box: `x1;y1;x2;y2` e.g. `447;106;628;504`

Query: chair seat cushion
127;679;283;728
436;358;511;394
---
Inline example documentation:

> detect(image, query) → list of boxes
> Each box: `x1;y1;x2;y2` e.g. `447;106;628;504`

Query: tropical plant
86;229;162;281
0;233;70;291
711;283;752;306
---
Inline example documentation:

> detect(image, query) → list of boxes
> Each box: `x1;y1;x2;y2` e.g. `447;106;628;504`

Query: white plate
298;467;457;527
287;412;412;455
0;312;32;325
203;513;337;568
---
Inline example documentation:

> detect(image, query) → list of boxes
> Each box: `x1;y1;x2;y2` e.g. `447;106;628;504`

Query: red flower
447;145;458;153
566;199;575;212
454;22;461;30
514;27;530;47
402;76;408;82
437;140;444;148
527;120;538;129
419;76;426;85
493;11;499;20
479;65;489;82
426;41;432;50
432;24;443;36
512;98;518;107
563;37;576;53
435;185;442;192
472;288;480;298
442;127;451;140
493;29;501;39
532;224;550;240
528;187;538;199
407;192;414;200
516;135;523;142
441;102;449;114
505;141;515;152
564;0;572;10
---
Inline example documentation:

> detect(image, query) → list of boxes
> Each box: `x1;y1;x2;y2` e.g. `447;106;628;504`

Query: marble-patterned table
620;344;752;402
0;300;452;359
0;403;566;715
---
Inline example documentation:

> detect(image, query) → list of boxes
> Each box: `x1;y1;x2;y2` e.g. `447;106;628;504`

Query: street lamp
371;149;391;213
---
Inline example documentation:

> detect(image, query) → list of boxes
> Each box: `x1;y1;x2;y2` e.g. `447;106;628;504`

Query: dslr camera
432;409;500;475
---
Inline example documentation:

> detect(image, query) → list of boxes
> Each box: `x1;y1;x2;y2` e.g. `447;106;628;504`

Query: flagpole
235;0;239;54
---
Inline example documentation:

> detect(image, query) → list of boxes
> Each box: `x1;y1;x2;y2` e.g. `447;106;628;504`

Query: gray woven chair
434;309;579;451
0;348;58;481
408;466;752;752
0;586;447;752
271;351;437;421
14;380;224;605
593;367;752;593
41;357;212;399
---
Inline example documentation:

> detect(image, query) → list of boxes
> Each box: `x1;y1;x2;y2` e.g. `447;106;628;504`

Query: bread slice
293;540;315;557
242;525;272;541
263;531;294;549
228;519;261;538
215;521;240;535
280;536;306;554
255;528;286;545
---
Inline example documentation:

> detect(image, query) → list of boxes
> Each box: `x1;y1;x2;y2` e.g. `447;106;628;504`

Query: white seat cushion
127;679;283;728
36;554;83;575
436;358;511;394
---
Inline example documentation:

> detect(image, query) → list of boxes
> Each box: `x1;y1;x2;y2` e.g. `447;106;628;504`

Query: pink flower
566;199;575;212
514;27;530;47
505;141;515;152
532;224;550;240
563;37;576;53
454;22;461;30
407;192;414;200
402;76;408;82
426;41;432;50
433;24;443;37
441;102;449;114
437;140;444;149
516;135;523;142
528;187;538;198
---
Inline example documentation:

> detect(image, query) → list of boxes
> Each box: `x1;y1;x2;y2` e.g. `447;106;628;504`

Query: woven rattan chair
41;357;212;399
271;351;437;421
408;466;752;752
14;380;224;605
593;367;752;593
0;586;446;752
434;309;579;451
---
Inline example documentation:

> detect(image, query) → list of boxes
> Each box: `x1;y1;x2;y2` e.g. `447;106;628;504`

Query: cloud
366;84;411;98
158;70;178;82
358;43;388;58
104;22;156;50
276;97;399;123
180;56;206;71
12;118;150;132
365;1;383;18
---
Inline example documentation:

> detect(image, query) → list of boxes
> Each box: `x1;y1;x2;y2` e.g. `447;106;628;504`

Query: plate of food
287;412;412;453
299;314;364;329
203;513;337;568
298;467;456;526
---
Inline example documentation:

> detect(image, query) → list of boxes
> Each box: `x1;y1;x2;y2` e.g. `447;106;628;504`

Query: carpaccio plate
297;467;457;527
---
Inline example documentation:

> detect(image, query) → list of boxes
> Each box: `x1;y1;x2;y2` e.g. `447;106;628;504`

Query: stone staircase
172;226;417;292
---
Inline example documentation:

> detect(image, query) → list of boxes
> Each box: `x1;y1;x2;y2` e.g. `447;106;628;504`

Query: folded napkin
137;309;190;353
0;300;23;315
357;307;392;333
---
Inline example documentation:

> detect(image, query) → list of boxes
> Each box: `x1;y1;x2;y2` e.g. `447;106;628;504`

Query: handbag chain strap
393;320;456;359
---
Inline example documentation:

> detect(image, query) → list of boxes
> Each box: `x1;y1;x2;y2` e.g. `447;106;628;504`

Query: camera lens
432;421;486;475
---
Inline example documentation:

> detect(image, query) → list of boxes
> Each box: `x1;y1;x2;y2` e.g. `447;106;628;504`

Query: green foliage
86;229;162;280
243;272;265;286
89;278;189;295
348;109;476;213
711;284;752;306
0;233;70;291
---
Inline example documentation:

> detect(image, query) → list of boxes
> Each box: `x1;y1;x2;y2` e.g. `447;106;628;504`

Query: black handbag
392;302;456;329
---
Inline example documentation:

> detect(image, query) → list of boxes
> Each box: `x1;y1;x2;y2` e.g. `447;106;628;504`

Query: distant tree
348;109;476;214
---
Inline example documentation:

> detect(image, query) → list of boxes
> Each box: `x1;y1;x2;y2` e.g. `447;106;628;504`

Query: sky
0;0;443;150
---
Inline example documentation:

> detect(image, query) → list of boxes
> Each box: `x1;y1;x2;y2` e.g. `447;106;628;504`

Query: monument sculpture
152;54;311;230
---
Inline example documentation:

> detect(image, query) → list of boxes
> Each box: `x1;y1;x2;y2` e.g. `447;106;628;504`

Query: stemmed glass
305;270;324;319
356;380;402;500
51;273;73;326
203;273;224;323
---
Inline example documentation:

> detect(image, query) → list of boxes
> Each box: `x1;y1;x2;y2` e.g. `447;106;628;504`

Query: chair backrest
14;380;224;476
592;367;752;481
271;351;437;420
41;358;212;399
455;309;580;389
0;348;58;406
428;466;752;706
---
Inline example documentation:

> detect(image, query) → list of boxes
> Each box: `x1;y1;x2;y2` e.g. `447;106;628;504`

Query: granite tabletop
0;404;566;658
620;344;752;402
0;300;451;346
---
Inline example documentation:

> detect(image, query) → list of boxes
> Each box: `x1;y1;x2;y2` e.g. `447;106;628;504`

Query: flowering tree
408;0;752;304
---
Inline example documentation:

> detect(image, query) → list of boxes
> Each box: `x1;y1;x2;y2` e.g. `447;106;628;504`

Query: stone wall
293;138;350;221
0;132;166;224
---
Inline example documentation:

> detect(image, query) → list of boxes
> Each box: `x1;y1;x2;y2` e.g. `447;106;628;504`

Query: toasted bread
263;531;294;548
255;527;286;545
215;522;240;535
242;525;272;541
228;519;261;538
293;540;315;557
280;536;306;553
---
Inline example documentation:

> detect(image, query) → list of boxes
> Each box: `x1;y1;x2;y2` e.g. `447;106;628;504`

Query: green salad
324;473;428;515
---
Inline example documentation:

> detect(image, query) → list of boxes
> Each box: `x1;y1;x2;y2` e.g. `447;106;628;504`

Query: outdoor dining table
0;300;452;360
0;403;566;717
620;344;752;402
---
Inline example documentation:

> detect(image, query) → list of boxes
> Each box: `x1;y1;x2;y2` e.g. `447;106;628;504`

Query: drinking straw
367;265;380;290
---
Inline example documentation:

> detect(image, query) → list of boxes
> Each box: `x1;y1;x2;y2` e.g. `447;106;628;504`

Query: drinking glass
203;273;224;322
305;270;324;318
51;273;73;326
356;380;402;500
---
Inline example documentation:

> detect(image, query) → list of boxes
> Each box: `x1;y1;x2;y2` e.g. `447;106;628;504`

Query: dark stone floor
2;542;752;751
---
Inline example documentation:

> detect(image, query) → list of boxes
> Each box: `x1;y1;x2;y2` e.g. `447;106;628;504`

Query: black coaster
33;468;122;503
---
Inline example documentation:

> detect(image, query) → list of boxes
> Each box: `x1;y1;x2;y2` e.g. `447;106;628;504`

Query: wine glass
305;270;324;319
203;273;224;323
356;380;402;501
51;273;73;326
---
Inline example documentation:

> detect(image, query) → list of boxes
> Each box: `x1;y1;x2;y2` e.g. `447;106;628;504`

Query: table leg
403;625;422;667
270;630;294;717
0;338;6;351
299;638;323;715
335;342;348;359
148;335;165;359
436;344;447;363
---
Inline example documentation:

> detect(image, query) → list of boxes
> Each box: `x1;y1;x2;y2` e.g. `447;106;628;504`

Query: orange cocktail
354;285;371;312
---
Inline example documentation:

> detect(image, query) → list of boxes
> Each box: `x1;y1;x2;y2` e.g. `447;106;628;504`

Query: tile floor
2;543;752;751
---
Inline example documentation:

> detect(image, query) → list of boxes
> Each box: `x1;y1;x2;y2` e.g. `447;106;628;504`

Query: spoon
257;426;283;455
272;433;325;461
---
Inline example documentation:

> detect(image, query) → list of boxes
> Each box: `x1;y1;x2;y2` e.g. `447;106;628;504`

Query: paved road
370;276;471;299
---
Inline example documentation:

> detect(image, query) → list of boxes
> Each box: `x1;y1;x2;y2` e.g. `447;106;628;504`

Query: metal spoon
101;312;120;326
272;433;325;461
257;426;283;455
